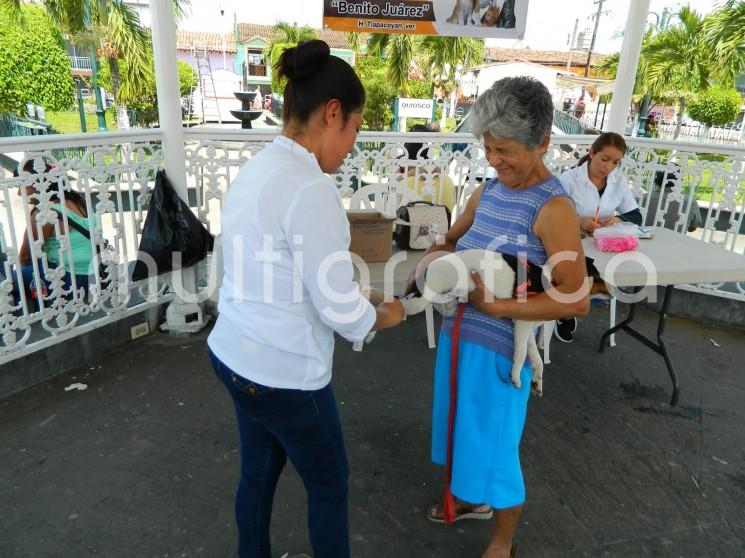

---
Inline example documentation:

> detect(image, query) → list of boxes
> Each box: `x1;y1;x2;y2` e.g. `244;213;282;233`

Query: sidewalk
1;307;744;557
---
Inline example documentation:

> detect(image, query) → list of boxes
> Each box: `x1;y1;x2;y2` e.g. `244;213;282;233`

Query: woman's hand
578;216;598;234
598;216;622;227
467;270;500;317
372;299;405;331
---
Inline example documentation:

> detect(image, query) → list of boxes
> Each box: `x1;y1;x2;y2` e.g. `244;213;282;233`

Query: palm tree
263;22;318;94
704;0;745;85
422;36;483;122
367;33;416;94
1;0;188;129
705;0;745;143
642;7;710;140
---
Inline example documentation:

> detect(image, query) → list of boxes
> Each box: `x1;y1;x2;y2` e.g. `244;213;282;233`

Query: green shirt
43;204;100;276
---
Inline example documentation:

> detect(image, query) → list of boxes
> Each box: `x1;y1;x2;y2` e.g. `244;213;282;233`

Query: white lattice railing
2;128;745;362
184;129;745;299
0;131;167;363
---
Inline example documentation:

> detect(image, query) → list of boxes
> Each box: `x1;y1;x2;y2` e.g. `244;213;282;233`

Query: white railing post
150;0;207;334
607;0;651;134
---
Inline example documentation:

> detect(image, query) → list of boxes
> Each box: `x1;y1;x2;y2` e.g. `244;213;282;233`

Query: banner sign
397;97;435;118
323;0;529;39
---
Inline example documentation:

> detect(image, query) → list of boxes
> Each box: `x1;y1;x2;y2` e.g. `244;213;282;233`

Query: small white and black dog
401;249;548;395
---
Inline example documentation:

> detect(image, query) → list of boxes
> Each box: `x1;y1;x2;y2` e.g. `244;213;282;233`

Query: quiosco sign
398;97;435;119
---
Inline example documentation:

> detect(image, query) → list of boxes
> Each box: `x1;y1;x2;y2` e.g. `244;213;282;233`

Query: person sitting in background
398;123;457;211
12;160;98;306
555;132;641;342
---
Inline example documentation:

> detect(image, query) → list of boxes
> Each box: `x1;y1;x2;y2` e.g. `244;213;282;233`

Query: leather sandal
425;501;493;523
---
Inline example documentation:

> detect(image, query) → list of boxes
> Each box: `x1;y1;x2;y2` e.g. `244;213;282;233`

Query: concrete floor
1;306;744;558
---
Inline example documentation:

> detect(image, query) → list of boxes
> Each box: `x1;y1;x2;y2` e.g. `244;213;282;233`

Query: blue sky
180;0;718;55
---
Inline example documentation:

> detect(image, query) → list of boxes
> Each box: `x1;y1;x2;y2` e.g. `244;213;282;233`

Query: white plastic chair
350;183;425;352
348;182;421;215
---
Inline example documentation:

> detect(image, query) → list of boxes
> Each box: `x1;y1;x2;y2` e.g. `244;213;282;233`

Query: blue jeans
209;350;350;558
10;261;89;308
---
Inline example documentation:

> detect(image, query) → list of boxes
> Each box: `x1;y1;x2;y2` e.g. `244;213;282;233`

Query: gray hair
471;76;553;150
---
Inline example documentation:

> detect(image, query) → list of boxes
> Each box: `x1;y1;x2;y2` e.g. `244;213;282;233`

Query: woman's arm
617;208;642;225
600;171;640;226
18;209;55;265
469;196;590;320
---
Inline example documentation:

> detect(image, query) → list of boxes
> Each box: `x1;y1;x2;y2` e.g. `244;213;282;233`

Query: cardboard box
347;210;395;263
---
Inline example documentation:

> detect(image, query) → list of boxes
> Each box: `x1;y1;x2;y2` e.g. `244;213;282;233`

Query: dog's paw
510;373;522;390
531;379;543;397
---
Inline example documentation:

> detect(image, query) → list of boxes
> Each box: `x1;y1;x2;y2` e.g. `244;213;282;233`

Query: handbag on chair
393;201;451;250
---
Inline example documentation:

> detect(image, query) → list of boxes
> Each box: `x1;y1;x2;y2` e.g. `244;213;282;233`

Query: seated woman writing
555;132;641;342
12;160;99;307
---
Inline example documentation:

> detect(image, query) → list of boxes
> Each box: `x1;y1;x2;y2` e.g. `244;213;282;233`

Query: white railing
0;131;167;363
2;128;744;363
655;121;745;145
69;56;92;71
184;128;745;299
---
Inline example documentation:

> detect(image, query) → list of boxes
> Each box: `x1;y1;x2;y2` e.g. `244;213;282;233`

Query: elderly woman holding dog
416;77;589;558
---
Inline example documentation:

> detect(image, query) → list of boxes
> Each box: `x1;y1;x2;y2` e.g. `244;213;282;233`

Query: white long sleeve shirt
207;136;376;390
559;162;638;220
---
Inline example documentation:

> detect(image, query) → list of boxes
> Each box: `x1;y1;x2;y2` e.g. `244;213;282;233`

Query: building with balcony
235;23;357;99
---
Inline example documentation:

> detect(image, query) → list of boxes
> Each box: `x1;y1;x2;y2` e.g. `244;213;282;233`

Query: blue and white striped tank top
442;176;569;360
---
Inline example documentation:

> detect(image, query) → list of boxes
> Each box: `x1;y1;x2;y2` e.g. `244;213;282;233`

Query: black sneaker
554;318;576;343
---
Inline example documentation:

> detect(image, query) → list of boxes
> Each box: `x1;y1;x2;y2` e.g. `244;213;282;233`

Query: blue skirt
431;330;532;509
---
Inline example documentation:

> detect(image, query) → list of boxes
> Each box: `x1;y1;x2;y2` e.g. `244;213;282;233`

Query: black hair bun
278;40;331;82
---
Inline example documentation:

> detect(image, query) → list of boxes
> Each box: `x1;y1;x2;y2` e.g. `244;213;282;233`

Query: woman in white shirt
556;132;642;342
559;132;642;234
207;40;404;558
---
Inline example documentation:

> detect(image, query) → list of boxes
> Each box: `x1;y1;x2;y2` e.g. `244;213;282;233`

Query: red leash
443;302;466;525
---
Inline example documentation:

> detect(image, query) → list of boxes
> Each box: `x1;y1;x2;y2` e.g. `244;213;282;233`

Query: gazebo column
151;0;208;334
606;0;651;134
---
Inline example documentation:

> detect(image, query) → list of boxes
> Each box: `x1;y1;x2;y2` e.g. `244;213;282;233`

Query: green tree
99;52;197;126
368;34;483;101
0;4;75;115
1;0;190;129
704;0;745;85
422;36;482;124
264;22;318;95
688;85;743;137
641;7;711;140
598;5;745;140
178;60;198;97
356;55;395;130
367;34;416;94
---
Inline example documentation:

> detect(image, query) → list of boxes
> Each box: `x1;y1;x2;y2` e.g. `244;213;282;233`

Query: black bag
131;170;214;281
394;201;451;250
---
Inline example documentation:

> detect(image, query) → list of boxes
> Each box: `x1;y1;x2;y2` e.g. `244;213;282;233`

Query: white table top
582;227;745;287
